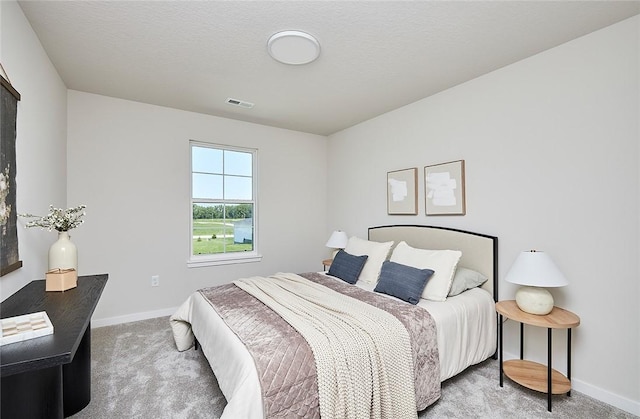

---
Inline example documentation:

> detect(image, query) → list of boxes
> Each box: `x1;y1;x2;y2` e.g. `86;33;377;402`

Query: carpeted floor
72;316;636;419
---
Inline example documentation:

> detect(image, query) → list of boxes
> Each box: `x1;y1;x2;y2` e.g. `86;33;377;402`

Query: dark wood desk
1;274;108;418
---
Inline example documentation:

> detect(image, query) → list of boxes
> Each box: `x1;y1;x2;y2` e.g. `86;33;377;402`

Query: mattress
170;273;496;419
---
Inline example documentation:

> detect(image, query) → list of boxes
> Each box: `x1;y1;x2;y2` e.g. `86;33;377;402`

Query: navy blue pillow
327;249;368;284
374;261;434;305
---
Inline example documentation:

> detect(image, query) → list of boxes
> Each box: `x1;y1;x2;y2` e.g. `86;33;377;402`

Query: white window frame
187;140;261;267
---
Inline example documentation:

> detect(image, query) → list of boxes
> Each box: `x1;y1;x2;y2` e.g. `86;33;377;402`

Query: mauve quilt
195;272;440;418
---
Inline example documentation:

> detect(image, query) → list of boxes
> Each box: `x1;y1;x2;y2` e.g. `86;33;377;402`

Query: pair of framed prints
387;160;465;216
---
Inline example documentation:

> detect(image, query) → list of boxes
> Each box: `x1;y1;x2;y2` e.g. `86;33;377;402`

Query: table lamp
325;230;348;256
505;250;568;315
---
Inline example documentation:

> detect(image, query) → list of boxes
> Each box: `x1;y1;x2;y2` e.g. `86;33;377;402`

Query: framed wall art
387;168;418;215
1;74;22;276
424;160;466;216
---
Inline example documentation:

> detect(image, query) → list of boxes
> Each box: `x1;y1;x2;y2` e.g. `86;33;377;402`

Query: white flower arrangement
0;165;11;228
20;205;87;232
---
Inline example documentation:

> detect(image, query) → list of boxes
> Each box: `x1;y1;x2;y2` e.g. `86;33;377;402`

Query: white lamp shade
505;251;569;288
325;231;348;249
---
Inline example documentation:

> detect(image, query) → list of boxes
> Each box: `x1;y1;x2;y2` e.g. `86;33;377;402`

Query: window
188;141;260;266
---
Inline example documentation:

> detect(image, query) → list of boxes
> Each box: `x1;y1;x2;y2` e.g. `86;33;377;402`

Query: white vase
49;231;78;271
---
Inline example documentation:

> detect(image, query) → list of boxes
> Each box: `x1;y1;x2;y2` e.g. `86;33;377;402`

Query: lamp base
515;286;554;315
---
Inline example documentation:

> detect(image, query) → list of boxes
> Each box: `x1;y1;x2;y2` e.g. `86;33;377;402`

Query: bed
170;225;498;419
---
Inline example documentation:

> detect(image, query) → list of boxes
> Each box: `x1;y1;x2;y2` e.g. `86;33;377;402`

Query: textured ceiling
18;1;640;136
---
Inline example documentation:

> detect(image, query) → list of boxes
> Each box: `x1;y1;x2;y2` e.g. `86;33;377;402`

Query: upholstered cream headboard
368;225;498;301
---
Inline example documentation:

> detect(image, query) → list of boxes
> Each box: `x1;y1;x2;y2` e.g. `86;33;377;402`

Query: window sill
187;253;263;268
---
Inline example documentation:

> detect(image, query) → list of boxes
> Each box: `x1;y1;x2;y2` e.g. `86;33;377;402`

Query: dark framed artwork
0;75;22;276
424;160;466;216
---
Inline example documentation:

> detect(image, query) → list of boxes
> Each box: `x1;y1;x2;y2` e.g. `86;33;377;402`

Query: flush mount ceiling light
267;30;320;65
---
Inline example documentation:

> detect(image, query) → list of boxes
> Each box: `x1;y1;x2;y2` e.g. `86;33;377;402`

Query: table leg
567;328;572;397
547;327;552;412
499;314;503;387
519;322;524;359
63;323;92;417
1;365;64;419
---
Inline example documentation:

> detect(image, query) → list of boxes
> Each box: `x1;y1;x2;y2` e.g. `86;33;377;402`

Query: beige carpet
71;316;636;419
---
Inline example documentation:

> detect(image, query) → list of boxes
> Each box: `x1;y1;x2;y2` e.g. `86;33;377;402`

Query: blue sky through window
192;146;252;200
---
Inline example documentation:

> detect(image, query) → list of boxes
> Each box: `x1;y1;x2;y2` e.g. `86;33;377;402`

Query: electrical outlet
151;275;160;287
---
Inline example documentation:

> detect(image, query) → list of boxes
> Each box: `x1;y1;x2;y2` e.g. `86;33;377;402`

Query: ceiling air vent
226;98;254;109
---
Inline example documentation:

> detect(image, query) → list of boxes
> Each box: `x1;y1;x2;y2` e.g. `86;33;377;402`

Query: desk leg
1;365;64;419
499;314;503;387
547;327;552;412
63;324;92;417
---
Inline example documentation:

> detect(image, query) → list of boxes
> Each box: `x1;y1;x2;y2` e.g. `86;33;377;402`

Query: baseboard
571;378;640;416
91;307;178;328
503;351;639;416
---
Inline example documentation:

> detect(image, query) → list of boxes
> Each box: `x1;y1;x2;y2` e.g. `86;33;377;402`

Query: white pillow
344;236;393;284
390;241;462;301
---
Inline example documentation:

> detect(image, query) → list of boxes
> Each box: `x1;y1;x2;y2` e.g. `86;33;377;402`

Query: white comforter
356;279;497;381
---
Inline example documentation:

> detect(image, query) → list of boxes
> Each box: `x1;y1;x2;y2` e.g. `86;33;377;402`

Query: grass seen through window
192;218;252;254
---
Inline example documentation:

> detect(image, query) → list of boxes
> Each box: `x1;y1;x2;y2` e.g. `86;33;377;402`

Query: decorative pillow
344;236;394;284
390;241;462;302
327;250;369;284
448;267;488;297
374;261;434;305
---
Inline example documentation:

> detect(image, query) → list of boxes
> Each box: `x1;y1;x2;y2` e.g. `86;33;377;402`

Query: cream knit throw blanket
234;273;418;419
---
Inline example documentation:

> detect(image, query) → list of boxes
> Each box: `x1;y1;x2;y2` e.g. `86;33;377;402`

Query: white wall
66;91;327;322
0;1;67;300
328;16;639;415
